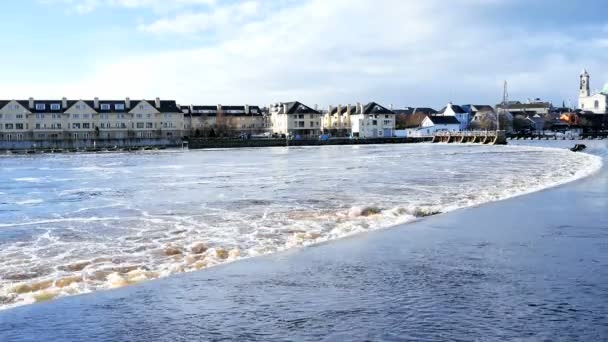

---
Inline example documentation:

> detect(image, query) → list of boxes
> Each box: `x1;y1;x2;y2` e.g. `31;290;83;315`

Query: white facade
270;102;322;137
419;116;460;135
578;69;608;114
349;102;395;138
437;103;470;130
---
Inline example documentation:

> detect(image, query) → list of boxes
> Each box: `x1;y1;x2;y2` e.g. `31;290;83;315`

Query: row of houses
0;98;402;141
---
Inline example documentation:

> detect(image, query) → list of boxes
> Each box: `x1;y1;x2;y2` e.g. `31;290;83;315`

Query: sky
0;0;607;109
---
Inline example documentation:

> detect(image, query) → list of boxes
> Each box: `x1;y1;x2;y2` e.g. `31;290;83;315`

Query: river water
0;143;602;310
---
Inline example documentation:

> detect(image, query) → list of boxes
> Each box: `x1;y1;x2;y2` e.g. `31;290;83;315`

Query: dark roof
187;105;263;117
471;105;494;112
4;99;181;114
427;115;460;125
393;107;437;115
360;102;394;115
279;102;320;114
329;106;356;115
438;104;467;114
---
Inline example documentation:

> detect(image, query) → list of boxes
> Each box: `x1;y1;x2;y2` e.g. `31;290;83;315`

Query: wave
0;144;603;311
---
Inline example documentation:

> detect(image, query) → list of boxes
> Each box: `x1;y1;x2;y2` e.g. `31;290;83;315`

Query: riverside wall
187;137;432;149
0;138;182;152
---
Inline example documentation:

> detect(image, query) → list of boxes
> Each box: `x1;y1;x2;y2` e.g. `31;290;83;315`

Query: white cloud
16;0;608;108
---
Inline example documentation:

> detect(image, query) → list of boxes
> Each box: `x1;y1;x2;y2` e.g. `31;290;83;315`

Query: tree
512;115;532;132
395;112;427;129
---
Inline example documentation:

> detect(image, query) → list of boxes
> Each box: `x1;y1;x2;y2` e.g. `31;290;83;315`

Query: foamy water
0;144;602;310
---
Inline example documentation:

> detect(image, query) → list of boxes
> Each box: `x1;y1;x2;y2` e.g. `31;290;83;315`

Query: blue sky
1;0;607;109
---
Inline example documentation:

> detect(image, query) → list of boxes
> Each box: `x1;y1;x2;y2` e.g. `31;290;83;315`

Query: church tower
580;69;590;98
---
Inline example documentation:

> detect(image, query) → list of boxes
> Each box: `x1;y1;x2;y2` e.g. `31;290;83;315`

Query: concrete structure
270;102;322;137
578;69;608;114
496;99;552;116
349;102;396;138
0;98;183;143
437;103;470;130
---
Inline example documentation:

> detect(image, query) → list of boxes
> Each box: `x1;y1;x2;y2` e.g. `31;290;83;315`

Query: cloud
17;0;608;108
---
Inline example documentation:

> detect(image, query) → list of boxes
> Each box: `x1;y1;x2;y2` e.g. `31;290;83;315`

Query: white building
350;102;396;138
437;103;470;130
270;101;322;137
578;69;608;114
418;115;461;135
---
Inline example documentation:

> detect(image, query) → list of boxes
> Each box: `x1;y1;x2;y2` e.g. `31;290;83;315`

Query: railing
434;130;498;137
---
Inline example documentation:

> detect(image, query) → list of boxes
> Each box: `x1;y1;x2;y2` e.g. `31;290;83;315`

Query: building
270;101;322;137
578;69;608;114
183;104;268;137
437;103;470;130
392;107;438;116
496;99;552;116
0;97;183;142
419;115;461;135
322;105;355;137
349;102;396;138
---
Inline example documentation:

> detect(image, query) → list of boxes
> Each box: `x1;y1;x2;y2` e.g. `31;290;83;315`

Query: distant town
0;70;607;151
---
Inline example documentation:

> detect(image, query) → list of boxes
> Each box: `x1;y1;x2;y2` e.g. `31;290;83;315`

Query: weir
431;130;507;145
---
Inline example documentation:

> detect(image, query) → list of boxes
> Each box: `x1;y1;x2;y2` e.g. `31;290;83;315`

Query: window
100;104;111;110
73;114;80;119
5;123;14;129
57;123;62;129
309;114;314;119
36;114;44;119
384;120;391;125
83;123;90;129
120;123;127;128
372;120;378;125
595;100;599;109
38;133;46;139
35;104;46;110
146;114;152;118
298;114;304;119
16;114;23;119
35;123;41;129
298;121;305;128
310;121;314;127
385;115;389;118
16;123;24;130
136;114;143;118
83;114;90;119
137;122;144;128
50;103;61;110
101;123;105;129
146;122;153;128
118;114;126;119
72;123;81;129
164;113;172;119
115;104;125;111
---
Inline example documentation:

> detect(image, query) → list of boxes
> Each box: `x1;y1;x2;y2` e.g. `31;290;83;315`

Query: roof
471;105;494;112
496;102;551;110
187;105;263;117
329;106;356;115
393;107;438;115
1;99;181;114
438;104;467;114
427;115;460;125
276;102;320;114
360;102;394;115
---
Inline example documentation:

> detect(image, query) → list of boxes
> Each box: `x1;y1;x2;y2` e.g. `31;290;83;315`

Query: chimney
217;104;222;113
337;104;343;115
94;97;99;109
62;97;68;109
245;104;250;114
314;104;318;111
155;97;161;109
283;104;288;114
346;104;351;114
356;102;361;114
125;97;131;109
328;105;334;114
390;104;394;110
28;97;34;109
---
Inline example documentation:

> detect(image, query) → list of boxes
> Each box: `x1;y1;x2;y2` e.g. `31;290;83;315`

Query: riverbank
0;140;606;341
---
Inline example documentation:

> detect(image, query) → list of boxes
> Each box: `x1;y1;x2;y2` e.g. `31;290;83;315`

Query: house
322;104;355;137
418;115;461;136
349;102;396;138
437;103;470;130
183;104;268;137
270;101;322;137
0;97;184;142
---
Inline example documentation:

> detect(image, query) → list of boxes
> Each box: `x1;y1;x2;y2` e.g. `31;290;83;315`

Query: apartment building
350;102;396;138
0;97;183;142
182;104;269;137
270;101;322;137
322;104;355;137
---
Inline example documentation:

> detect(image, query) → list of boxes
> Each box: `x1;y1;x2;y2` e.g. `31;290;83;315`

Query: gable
0;100;31;115
65;100;97;115
129;101;160;115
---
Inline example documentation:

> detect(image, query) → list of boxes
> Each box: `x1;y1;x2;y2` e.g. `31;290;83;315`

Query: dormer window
35;104;46;111
100;104;111;110
115;104;125;111
50;103;61;111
